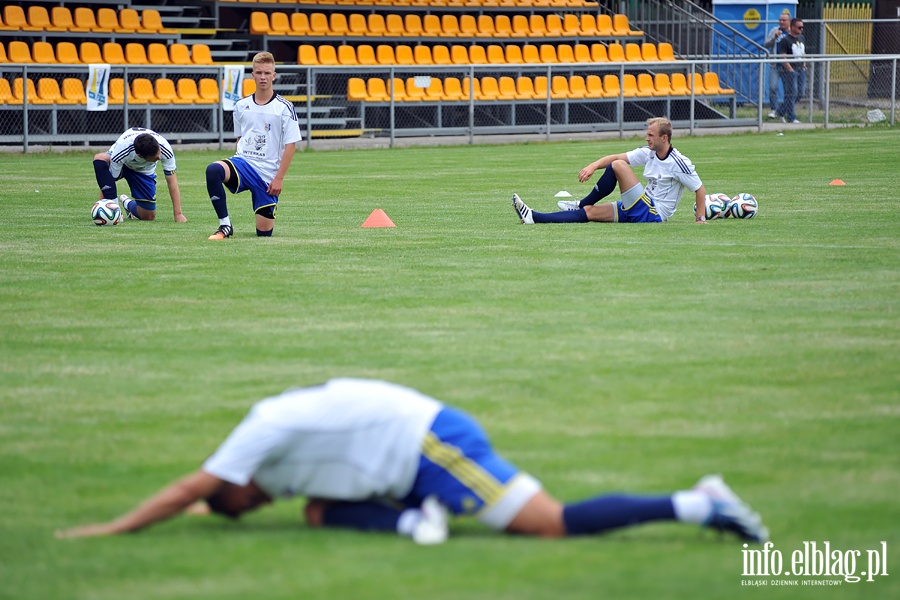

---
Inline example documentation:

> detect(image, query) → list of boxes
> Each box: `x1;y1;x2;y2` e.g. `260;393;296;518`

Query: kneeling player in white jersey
206;52;302;240
92;128;186;222
57;378;768;545
512;117;709;225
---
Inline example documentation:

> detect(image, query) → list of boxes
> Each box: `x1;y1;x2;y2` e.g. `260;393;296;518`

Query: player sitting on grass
205;52;302;240
512;117;708;225
92;128;186;223
57;378;768;545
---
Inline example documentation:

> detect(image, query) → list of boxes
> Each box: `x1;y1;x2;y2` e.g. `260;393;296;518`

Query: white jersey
203;378;442;501
106;127;176;178
233;93;302;183
626;146;703;221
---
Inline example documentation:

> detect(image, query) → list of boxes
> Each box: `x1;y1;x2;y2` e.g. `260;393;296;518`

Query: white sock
219;216;231;227
671;490;713;524
396;509;422;537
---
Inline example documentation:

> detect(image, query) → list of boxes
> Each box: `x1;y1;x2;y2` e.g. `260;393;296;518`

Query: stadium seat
432;45;452;65
550;75;571;99
318;45;339;66
514;76;538;100
603;74;621;97
670;73;691;95
539;44;558;63
413;45;433;65
169;43;192;65
704;71;734;94
348;14;368;36
441;77;466;101
347;77;367;101
441;15;460;37
486;45;506;64
250;12;271;35
155;78;191;104
14;77;52;104
108;78;133;105
337;45;358;65
462;77;480;101
448;45;468;64
533;76;549;100
653;73;674;96
579;14;599;37
376;45;396;65
494;15;512;37
404;77;426;101
4;6;36;31
510;15;529;38
562;14;581;36
590;44;608;62
459;15;478;37
176;78;203;104
631;74;654;97
73;8;107;33
8;41;32;63
102;42;127;65
309;13;330;36
657;42;676;62
505;45;524;64
568;75;588;98
291;13;310;35
298;45;318;65
47;7;77;32
0;78;18;104
119;9;145;33
125;43;149;64
389;78;408;102
357;45;377;66
613;14;643;36
38;78;73;104
366;14;386;36
385;14;405;36
545;15;564;37
625;43;643;62
521;44;540;64
395;45;415;65
329;13;349;36
498;76;518;100
403;15;424;37
557;44;575;63
641;43;659;62
33;42;57;64
79;42;103;64
366;78;390;102
423;15;442;37
529;15;547;37
270;12;291;36
573;44;592;63
29;6;60;31
148;43;171;65
607;43;625;62
0;42;6;62
473;15;494;37
191;44;214;65
141;9;176;34
131;78;158;103
242;78;255;97
691;73;709;94
56;42;80;64
585;74;606;98
595;14;613;36
424;78;444;102
468;45;487;64
97;8;128;33
479;77;500;101
199;78;220;102
62;78;87;104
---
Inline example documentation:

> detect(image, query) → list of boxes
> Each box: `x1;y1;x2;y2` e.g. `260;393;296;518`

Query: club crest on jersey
253;135;266;150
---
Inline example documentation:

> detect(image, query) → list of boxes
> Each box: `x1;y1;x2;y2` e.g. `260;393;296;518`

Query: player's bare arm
579;152;629;183
694;185;708;223
165;173;187;223
56;471;225;538
266;143;297;196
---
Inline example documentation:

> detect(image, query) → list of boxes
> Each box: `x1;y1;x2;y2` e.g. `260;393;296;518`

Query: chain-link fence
1;54;896;151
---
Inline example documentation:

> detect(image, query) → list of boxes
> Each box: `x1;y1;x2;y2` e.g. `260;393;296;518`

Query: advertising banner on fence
86;64;110;112
222;66;244;111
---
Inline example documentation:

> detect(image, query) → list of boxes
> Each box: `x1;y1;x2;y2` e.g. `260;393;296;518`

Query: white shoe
791;119;801;124
411;496;449;545
767;111;776;119
120;195;138;219
695;475;769;543
511;194;534;224
557;200;580;211
780;116;786;123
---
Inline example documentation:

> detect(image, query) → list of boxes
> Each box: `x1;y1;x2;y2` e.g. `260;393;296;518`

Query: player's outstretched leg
206;162;233;240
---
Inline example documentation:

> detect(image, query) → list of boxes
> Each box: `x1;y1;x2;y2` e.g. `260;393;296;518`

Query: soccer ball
694;193;730;220
727;193;758;219
91;200;122;226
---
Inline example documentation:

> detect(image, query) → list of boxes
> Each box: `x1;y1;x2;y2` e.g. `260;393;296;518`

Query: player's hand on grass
174;213;188;223
55;522;118;539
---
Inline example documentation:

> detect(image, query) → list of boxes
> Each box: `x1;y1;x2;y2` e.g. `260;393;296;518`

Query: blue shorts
224;156;278;216
119;166;157;210
615;183;662;223
403;408;542;529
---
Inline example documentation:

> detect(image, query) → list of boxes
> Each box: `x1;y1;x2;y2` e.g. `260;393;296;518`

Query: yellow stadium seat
29;6;59;31
463;77;480;100
641;43;659;62
607;43;625;62
468;45;487;64
97;8;128;33
298;45;318;65
424;78;444;102
270;12;291;35
389;78;408;102
405;77;426;101
329;13;349;36
366;14;386;36
385;15;405;36
176;78;201;103
357;45;377;65
39;78;74;104
440;14;460;37
8;41;33;63
522;44;541;64
348;14;368;35
590;44;608;62
62;78;87;104
336;45;357;65
479;77;500;101
557;44;575;63
545;14;564;37
510;15;529;38
625;43;643;62
633;74;655;97
529;15;547;37
15;77;52;104
505;45;523;64
366;78;390;102
550;75;571;99
533;76;548;100
595;14;613;36
80;42;103;64
148;43;171;65
5;6;36;31
539;44;558;63
692;73;710;94
704;71;734;94
652;73;674;96
579;14;598;37
33;42;57;64
291;13;310;35
494;15;512;37
395;45;415;65
102;42;127;65
603;74;621;97
73;8;107;33
155;78;188;104
423;15;442;36
347;77;367;101
243;78;256;97
613;14;643;36
432;45;452;65
441;77;466;101
498;76;518;100
403;14;423;37
0;79;20;104
49;7;82;32
376;45;396;65
657;42;675;62
562;14;580;36
413;45;433;65
191;44;214;65
568;75;587;98
170;43;192;65
585;75;605;98
199;78;220;102
108;78;134;105
119;9;144;33
250;12;271;35
131;78;159;103
56;42;80;64
318;45;339;66
670;73;691;95
460;14;478;37
309;13;330;35
450;45;469;64
487;45;506;64
514;76;538;100
125;43;149;64
573;44;592;63
141;9;176;34
0;42;7;62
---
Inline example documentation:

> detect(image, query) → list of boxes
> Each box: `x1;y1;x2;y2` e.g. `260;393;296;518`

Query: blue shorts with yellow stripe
615;182;663;223
403;408;542;530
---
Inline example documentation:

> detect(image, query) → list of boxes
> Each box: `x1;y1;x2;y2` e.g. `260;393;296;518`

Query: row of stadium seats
0;6;175;35
251;11;641;39
225;0;599;7
1;41;214;66
0;77;226;105
298;42;674;66
347;72;734;102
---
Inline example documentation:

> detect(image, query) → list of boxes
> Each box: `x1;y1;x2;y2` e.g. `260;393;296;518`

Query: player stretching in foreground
57;378;768;545
206;52;302;240
512;117;708;225
92;128;186;222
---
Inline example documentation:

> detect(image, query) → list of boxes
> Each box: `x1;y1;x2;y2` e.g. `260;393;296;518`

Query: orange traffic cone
361;209;396;228
829;179;846;186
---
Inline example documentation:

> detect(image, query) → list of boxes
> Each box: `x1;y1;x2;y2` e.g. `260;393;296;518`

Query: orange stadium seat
0;79;19;104
347;77;367;101
414;45;433;65
348;14;368;36
607;43;625;62
625;43;643;62
557;44;575;63
62;78;87;104
56;42;80;64
613;14;643;36
291;13;310;35
404;15;424;37
441;77;466;101
653;73;674;96
569;75;588;98
385;14;405;36
329;13;348;36
8;41;33;63
505;45;523;64
97;8;128;33
270;12;292;35
39;78;75;104
658;42;676;62
468;45;487;64
670;73;691;95
585;75;606;98
376;45;396;65
603;74;621;97
487;44;506;64
141;9;176;34
191;44;214;65
539;44;558;63
29;6;60;31
199;78;220;102
176;78;202;103
318;45;339;66
309;13;330;36
32;41;57;64
514;76;538;100
432;45;452;65
15;77;53;104
79;42;103;64
155;78;190;104
404;77;426;101
250;12;271;35
573;43;592;63
424;78;444;102
119;9;145;33
494;15;512;37
460;15;478;37
440;14;460;37
5;6;35;31
102;42;127;65
169;43;193;65
595;14;613;36
395;45;415;66
51;7;85;32
498;76;518;100
125;43;149;64
366;78;390;102
148;43;171;65
367;14;386;36
641;43;659;62
522;44;541;64
357;45;377;65
591;43;608;62
545;14;564;37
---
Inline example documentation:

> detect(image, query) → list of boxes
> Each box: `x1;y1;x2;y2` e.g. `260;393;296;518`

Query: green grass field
1;128;898;599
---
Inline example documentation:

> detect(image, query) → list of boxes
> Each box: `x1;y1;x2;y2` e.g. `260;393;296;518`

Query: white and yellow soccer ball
727;193;758;219
91;200;123;226
694;193;730;220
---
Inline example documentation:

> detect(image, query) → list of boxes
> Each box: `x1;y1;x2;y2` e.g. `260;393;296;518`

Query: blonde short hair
647;117;672;140
252;51;276;66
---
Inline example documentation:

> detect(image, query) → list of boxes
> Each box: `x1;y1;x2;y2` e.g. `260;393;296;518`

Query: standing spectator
764;12;792;119
205;52;302;240
777;18;807;124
